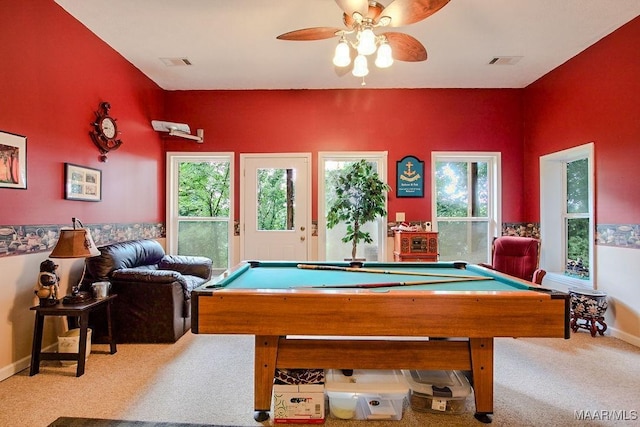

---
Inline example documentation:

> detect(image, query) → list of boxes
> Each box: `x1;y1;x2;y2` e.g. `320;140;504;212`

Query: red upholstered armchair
479;236;546;284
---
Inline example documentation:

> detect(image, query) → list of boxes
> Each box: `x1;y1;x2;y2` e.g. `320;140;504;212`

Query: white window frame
431;152;502;263
166;152;235;265
540;143;595;290
318;151;389;261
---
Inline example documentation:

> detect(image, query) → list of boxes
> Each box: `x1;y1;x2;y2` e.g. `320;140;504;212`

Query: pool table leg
253;335;279;421
470;337;494;423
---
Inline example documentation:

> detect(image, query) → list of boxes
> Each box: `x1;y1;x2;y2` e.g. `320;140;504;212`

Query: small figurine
35;259;60;306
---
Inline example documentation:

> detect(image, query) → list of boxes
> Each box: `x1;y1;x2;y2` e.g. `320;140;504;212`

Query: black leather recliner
80;239;212;343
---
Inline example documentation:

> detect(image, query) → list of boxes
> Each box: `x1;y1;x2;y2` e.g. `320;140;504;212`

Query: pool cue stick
296;263;488;280
300;276;489;289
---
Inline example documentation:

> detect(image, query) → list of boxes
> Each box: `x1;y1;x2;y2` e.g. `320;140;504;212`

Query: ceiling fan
277;0;450;81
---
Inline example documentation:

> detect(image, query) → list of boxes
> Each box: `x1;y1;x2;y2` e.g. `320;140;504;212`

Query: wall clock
90;101;123;162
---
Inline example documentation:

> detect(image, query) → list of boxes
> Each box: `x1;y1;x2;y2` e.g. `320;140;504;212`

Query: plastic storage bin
58;328;91;366
325;369;409;421
402;370;471;414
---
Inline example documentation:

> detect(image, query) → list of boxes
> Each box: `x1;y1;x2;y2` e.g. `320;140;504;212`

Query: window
256;168;295;231
167;153;234;271
432;152;501;264
540;143;594;288
318;152;388;261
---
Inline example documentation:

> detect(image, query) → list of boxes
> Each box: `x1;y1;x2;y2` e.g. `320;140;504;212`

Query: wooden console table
30;295;117;377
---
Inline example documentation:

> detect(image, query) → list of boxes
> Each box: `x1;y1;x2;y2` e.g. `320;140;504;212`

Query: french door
240;153;311;261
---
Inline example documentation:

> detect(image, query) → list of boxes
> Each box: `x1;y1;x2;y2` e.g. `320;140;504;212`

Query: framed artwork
396;155;424;198
64;163;102;202
0;130;27;189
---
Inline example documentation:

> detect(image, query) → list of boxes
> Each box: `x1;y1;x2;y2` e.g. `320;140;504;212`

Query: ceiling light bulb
375;42;393;68
357;28;376;56
333;40;351;67
352;54;369;77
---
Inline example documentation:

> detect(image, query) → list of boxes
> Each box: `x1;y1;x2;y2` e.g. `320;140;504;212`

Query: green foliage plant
326;159;391;260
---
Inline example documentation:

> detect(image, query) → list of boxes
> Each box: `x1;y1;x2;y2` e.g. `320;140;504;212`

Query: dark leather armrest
111;268;181;284
159;255;213;280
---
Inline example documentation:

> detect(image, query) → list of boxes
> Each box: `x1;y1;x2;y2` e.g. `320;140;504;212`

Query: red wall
0;1;165;225
163;89;525;222
523;16;640;223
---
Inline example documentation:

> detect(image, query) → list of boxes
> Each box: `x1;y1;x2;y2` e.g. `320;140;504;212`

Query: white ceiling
54;0;640;90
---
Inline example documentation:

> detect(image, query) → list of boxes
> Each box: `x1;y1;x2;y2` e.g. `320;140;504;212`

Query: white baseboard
0;343;57;382
608;327;640;348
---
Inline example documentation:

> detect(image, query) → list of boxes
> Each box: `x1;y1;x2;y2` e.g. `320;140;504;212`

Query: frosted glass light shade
352;54;369;77
375;43;393;68
333;40;351;67
357;28;376;55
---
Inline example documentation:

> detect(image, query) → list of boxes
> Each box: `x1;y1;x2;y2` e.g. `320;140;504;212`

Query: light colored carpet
1;331;638;427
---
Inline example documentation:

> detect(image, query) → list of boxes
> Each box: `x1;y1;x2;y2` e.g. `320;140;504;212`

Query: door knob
300;236;306;242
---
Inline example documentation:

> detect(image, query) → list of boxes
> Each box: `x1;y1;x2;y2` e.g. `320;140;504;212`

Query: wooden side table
30;294;117;377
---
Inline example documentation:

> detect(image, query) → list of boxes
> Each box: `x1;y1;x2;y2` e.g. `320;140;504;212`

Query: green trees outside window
177;161;230;269
565;158;590;278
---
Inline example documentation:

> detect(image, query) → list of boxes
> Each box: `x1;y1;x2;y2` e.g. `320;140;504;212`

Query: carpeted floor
2;331;639;426
48;418;244;427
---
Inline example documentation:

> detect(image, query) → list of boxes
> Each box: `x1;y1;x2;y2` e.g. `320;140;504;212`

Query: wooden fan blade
383;32;427;62
380;0;450;27
335;0;369;18
277;27;342;41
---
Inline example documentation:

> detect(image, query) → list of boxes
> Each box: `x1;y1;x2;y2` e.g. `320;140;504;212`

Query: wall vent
160;57;192;67
488;56;523;65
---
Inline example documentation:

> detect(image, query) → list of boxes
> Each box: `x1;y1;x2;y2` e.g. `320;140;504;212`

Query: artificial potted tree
326;159;391;261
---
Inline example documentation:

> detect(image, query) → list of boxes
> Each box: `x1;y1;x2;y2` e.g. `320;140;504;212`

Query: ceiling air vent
488;56;523;65
160;57;192;67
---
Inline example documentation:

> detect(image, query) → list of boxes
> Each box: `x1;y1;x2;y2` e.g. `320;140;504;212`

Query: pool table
192;261;570;423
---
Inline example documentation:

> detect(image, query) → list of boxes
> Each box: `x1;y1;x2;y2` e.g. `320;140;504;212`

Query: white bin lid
402;370;471;398
325;370;409;396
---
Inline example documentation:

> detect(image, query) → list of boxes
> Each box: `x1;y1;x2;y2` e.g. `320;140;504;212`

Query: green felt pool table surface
203;260;540;292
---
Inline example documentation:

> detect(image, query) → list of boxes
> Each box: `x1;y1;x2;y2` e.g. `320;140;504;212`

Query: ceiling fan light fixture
375;42;393;68
356;28;376;55
352;54;369;77
378;16;391;27
333;39;351;67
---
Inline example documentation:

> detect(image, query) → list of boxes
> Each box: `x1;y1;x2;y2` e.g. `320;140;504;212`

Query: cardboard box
325;369;409;421
273;383;325;424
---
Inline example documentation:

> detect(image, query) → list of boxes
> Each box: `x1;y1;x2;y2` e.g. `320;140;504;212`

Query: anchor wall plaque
396;155;424;198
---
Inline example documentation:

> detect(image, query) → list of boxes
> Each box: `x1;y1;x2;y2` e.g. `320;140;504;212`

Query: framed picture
64;163;102;202
0;130;27;189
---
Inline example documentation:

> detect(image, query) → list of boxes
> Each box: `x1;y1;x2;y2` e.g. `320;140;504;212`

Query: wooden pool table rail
193;289;569;339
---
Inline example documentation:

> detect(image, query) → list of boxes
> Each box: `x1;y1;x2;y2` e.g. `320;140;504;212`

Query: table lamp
50;217;100;304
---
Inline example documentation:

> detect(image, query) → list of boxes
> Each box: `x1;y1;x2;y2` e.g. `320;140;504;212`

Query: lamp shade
50;228;100;258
